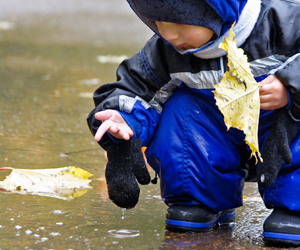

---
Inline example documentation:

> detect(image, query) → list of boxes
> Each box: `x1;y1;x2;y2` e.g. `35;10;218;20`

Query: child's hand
94;110;133;141
259;75;289;110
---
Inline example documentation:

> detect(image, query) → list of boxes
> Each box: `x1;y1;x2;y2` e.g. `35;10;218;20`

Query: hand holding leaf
213;23;262;162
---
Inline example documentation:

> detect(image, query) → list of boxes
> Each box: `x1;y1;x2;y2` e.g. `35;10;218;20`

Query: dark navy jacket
87;0;300;149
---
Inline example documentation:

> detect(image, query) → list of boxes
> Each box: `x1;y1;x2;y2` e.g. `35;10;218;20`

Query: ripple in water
107;229;140;239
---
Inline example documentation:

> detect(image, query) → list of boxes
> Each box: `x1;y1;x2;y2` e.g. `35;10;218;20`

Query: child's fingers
94;120;119;141
259;75;275;86
121;132;131;140
94;120;112;141
94;120;133;141
94;109;133;141
95;110;114;121
260;101;272;110
259;82;273;95
94;110;120;141
113;126;133;140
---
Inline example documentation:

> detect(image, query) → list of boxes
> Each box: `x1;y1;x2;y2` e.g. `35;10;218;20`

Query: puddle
0;0;288;249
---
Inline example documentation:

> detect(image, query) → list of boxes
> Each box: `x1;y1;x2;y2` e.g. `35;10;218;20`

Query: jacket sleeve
264;0;300;120
87;35;172;149
272;53;300;120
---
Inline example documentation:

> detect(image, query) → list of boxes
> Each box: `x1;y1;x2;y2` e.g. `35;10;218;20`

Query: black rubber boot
165;204;235;232
263;208;300;247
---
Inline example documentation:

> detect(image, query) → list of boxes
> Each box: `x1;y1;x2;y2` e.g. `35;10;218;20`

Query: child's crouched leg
260;127;300;247
146;88;246;232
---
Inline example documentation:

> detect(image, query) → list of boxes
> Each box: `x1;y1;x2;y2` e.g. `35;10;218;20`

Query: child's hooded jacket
87;0;300;149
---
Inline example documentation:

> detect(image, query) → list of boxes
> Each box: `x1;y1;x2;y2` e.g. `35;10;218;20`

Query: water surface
0;1;287;249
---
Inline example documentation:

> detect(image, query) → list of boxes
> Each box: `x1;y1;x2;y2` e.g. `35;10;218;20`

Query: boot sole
264;232;300;247
166;210;235;232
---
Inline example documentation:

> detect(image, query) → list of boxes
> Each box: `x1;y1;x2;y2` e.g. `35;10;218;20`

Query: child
87;0;300;246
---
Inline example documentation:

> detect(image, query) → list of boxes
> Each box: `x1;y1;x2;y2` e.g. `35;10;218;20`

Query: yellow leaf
64;166;93;179
0;166;93;200
213;23;262;163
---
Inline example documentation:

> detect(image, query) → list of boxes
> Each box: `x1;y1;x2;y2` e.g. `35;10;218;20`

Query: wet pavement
0;1;298;249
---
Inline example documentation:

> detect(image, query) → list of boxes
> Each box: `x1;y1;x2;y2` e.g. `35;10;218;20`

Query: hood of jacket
127;0;247;38
126;0;261;58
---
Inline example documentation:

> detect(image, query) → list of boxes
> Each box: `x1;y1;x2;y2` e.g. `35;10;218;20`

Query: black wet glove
257;108;298;188
105;138;151;209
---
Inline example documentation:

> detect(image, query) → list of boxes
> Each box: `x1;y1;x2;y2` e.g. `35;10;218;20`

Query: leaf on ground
0;166;93;200
213;23;262;163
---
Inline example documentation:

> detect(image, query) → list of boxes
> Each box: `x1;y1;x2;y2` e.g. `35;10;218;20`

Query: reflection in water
97;176;109;202
121;208;125;220
161;227;237;250
0;166;93;200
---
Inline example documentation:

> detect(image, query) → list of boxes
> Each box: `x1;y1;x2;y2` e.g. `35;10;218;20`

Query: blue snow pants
146;86;300;213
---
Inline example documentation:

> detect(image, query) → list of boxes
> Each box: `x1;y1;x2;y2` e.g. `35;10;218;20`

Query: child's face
155;21;215;50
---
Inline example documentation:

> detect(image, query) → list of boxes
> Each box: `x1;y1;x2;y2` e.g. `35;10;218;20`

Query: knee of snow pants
146;87;247;212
